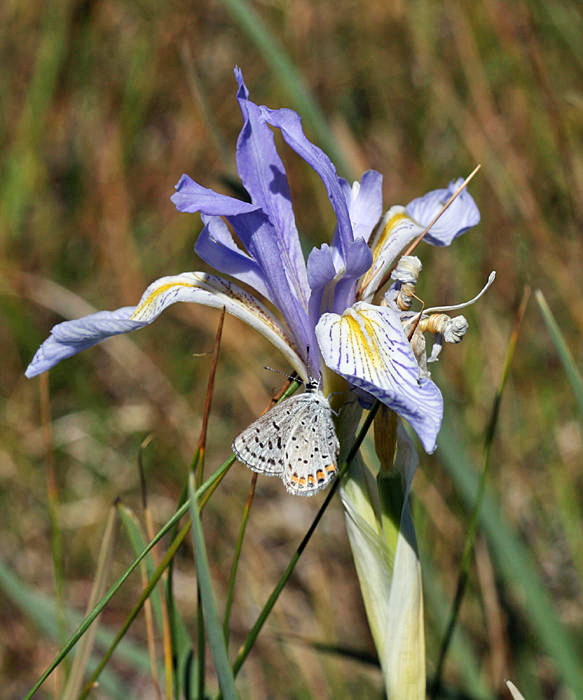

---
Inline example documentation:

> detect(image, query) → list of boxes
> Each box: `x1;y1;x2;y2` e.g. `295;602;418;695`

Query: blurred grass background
1;0;582;697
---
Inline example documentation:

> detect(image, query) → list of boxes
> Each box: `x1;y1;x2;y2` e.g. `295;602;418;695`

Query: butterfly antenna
264;366;304;385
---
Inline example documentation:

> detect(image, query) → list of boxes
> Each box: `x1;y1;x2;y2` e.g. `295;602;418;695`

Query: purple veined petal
307;243;337;327
25;308;146;378
339;170;384;243
234;68;309;305
331;237;373;315
315;301;443;453
406;178;480;246
195;215;273;302
171;174;260;216
326;170;380;308
26;272;308;381
226;209;319;372
358;206;424;303
259;105;354;262
306;237;372;322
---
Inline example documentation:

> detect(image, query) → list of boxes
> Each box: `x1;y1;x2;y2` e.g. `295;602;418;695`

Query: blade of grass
195;308;225;700
78;517;194;699
118;503;193;649
535;289;583;417
119;503;195;698
62;504;118;700
139;440;172;700
535;289;583;598
223;473;257;645
217;0;352;177
118;502;162;699
430;286;530;697
189;472;239;699
24;455;234;700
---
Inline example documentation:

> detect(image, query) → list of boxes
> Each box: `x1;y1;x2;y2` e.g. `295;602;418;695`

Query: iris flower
26;68;480;453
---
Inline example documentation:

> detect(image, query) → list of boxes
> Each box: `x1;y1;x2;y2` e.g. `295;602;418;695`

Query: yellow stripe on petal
358;206;423;302
343;308;383;368
315;301;443;453
370;211;409;267
131;281;200;320
128;272;308;379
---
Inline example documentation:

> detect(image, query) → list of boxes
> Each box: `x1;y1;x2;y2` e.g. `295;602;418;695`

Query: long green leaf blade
535;290;583;417
188;473;239;700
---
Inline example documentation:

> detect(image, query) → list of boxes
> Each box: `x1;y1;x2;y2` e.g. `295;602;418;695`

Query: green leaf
535;290;583;418
341;424;426;699
118;504;195;694
188;473;239;699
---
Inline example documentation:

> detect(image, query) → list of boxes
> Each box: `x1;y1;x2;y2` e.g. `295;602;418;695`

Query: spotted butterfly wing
232;386;340;497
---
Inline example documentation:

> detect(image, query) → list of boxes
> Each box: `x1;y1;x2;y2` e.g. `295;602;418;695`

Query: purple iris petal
234;68;309;304
226;209;318;369
195;215;273;302
406;178;480;246
25;308;144;378
315;303;444;453
339;170;383;243
331;237;373;315
259;105;354;262
307;244;337;327
170;173;315;363
171;174;260;216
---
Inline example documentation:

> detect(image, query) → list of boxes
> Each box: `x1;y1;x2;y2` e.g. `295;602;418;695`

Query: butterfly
232;379;340;496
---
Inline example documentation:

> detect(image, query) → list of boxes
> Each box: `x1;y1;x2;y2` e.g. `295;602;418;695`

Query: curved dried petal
315;302;443;452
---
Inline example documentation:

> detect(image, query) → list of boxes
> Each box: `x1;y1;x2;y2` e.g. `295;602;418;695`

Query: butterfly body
232;383;340;496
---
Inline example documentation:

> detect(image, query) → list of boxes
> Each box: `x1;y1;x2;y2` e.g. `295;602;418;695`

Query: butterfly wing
281;393;340;496
232;396;306;476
